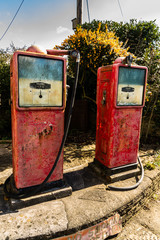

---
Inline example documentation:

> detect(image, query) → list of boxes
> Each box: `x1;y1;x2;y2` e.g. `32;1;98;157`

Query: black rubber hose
107;156;144;191
4;53;80;199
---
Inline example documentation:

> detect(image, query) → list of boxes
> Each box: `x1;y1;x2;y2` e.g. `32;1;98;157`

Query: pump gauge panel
117;67;146;106
18;55;63;107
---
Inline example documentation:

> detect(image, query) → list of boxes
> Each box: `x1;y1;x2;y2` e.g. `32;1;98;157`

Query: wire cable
117;0;124;19
107;156;144;191
0;0;24;41
86;0;90;23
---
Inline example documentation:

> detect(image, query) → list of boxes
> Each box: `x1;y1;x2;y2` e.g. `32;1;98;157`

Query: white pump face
117;67;146;106
18;55;64;107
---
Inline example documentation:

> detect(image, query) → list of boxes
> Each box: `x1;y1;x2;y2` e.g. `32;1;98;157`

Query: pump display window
18;55;63;107
117;67;146;106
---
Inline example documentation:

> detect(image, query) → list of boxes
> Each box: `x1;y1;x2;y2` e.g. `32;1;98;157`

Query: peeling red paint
54;213;122;240
95;61;147;168
10;51;66;189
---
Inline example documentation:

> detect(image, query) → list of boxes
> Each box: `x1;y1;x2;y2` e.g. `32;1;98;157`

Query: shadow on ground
0;144;12;171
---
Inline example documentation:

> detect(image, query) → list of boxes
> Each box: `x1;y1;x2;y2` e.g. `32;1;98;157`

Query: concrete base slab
106;168;141;183
6;183;72;210
89;161;141;183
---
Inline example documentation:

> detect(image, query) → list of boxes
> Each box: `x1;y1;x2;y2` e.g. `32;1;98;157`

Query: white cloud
56;26;72;34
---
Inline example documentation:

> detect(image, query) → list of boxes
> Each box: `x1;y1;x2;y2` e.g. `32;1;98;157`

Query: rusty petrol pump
4;46;80;199
95;56;148;190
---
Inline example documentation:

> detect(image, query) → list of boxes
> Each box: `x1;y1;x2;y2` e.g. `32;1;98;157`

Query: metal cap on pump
114;54;133;66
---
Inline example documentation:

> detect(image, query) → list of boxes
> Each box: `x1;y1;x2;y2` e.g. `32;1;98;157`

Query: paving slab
111;189;160;239
0;200;68;240
113;221;159;240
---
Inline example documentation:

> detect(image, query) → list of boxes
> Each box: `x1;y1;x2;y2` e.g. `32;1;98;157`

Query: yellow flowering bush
55;23;129;71
55;23;130;101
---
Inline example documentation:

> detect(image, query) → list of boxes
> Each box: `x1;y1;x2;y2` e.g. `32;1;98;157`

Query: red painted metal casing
95;60;148;168
10;50;66;189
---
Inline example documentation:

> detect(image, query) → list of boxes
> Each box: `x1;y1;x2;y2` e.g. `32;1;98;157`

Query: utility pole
77;0;82;24
72;0;82;30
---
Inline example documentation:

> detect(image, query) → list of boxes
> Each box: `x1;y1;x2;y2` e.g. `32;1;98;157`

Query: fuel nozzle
47;49;80;62
69;50;80;62
122;55;133;67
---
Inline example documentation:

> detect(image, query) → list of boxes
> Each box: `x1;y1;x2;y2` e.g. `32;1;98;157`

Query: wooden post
77;0;82;24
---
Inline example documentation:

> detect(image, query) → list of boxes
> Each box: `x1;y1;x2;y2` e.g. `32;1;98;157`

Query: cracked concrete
0;143;159;239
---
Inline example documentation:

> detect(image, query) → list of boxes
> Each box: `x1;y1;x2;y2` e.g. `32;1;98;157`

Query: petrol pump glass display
18;55;64;107
117;67;146;106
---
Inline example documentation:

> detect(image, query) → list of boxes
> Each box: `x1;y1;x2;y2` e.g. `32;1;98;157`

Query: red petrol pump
95;56;148;190
4;46;80;198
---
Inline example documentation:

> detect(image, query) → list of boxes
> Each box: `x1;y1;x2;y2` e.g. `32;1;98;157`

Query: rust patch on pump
38;125;53;139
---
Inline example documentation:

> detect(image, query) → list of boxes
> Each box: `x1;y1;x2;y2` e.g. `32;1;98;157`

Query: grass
144;151;160;170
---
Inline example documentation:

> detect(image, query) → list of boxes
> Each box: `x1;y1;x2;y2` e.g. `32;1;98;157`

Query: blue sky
0;0;160;52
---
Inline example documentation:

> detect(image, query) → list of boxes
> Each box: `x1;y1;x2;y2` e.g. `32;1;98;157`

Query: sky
0;0;160;52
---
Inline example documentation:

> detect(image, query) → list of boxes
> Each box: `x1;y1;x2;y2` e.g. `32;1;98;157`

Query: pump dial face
117;67;146;106
18;55;63;107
